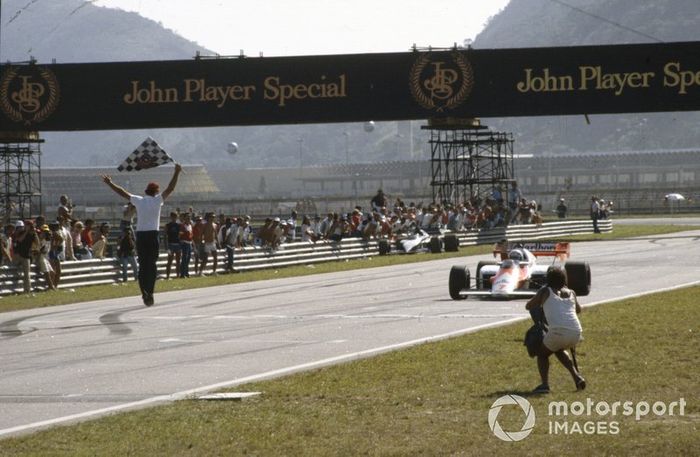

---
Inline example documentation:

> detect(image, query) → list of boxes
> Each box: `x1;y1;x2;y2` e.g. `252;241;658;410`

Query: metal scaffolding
0;132;43;223
424;119;514;207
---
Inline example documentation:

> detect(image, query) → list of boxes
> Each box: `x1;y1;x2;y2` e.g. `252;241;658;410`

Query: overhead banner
1;41;699;132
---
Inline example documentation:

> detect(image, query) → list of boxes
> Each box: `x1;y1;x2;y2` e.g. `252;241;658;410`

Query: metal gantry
424;119;514;207
0;132;43;223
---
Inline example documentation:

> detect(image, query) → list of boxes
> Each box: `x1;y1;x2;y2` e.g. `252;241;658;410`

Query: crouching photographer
525;266;586;394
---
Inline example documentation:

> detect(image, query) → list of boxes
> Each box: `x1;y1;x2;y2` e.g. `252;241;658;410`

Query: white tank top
543;287;582;332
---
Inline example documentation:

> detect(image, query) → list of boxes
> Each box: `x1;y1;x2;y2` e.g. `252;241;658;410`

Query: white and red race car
448;241;591;300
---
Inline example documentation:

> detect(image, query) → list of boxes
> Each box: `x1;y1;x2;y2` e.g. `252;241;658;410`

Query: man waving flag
118;137;173;172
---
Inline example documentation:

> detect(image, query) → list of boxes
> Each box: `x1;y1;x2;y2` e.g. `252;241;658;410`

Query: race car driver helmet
509;249;524;262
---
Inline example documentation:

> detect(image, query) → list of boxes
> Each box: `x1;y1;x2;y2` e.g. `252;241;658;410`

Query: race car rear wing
493;241;570;261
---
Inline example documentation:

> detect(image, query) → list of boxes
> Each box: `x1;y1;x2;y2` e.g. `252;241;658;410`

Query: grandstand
41;164;220;213
40;149;700;217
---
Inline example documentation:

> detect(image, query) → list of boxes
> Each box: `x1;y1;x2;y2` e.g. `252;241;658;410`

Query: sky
93;0;511;57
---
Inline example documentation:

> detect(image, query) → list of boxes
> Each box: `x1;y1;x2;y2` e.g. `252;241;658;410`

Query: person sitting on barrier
525;266;586;394
91;222;111;259
328;214;348;242
71;221;88;260
301;215;318;243
317;213;333;240
276;221;289;247
378;214;393;239
81;219;96;258
237;216;252;247
361;213;378;240
254;218;271;247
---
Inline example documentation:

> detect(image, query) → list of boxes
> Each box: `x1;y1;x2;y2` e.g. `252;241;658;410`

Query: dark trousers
136;230;159;297
180;242;192;277
225;246;235;271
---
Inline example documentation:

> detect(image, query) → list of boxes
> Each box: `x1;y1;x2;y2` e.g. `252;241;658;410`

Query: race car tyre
476;260;500;289
449;265;470;300
444;234;460;252
429;236;443;254
378;240;391;256
565;261;591;296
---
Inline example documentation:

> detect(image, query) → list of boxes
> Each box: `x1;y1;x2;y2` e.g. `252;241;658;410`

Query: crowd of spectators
2;184;545;293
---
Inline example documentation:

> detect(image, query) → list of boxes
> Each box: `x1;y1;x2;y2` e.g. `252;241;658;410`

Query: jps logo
0;65;60;125
423;62;459;100
410;51;473;112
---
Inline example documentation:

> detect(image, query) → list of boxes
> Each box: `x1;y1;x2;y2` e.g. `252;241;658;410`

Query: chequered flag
117;137;173;172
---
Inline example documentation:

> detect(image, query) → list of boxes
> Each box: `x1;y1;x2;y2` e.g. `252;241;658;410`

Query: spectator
288;210;298;241
360;214;377;240
590;196;601;234
48;221;64;288
91;223;111;259
192;215;204;275
328;214;347;242
556;198;568;219
81;219;95;256
315;213;330;240
71;221;90;260
57;195;74;223
237;216;252;247
120;202;137;231
301;215;317;242
508;182;522;223
37;225;56;290
12;220;36;293
371;189;387;213
165;212;181;279
59;214;76;261
178;213;194;278
222;217;238;273
199;212;219;275
1;224;13;265
117;227;138;283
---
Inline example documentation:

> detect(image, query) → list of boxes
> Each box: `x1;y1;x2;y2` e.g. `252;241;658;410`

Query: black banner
1;41;699;132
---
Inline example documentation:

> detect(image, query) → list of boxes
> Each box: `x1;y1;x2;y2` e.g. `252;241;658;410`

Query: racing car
448;241;591;300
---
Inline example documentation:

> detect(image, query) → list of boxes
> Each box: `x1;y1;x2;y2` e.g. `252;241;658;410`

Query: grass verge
2;286;697;455
1;224;695;312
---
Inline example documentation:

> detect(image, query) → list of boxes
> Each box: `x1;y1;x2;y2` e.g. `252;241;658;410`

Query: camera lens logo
488;395;536;442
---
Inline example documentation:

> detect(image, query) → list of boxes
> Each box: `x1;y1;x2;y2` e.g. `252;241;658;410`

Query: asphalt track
1;230;699;438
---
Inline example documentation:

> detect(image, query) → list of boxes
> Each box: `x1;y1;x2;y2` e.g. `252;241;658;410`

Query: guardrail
0;219;611;296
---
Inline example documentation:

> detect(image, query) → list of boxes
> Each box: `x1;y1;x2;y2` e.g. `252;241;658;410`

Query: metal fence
0;219;612;296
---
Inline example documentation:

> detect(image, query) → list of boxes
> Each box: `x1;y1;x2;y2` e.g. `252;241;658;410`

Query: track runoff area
0;231;698;437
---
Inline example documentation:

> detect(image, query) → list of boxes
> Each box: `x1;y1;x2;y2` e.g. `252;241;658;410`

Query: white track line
2;280;699;438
